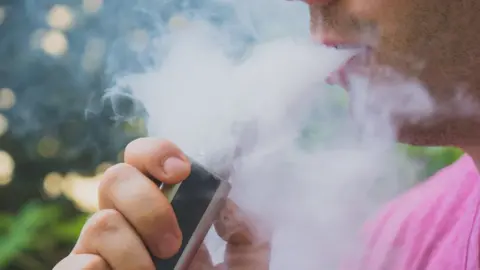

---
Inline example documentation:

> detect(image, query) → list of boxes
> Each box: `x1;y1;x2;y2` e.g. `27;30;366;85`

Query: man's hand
53;138;271;270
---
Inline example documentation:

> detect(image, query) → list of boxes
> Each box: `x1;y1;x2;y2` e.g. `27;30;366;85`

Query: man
54;0;480;269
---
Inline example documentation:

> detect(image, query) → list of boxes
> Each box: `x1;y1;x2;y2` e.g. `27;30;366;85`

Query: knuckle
103;163;137;182
85;209;125;237
124;137;146;154
82;255;108;269
137;201;175;232
125;137;185;167
152;140;181;161
125;138;174;155
155;138;174;149
99;163;136;193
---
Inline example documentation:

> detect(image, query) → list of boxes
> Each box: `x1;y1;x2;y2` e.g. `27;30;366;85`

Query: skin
310;0;480;147
53;138;270;270
55;0;480;268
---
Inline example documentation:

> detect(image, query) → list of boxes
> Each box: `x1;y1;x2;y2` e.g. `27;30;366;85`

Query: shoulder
369;154;477;227
358;154;480;269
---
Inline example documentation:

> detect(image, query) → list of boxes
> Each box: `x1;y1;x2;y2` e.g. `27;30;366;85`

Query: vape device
149;120;258;270
149;161;231;270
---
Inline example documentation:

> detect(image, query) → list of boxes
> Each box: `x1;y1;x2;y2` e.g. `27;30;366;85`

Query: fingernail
157;233;181;258
163;157;187;176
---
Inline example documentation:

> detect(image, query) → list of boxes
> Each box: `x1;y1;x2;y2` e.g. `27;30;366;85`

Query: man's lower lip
326;68;349;90
326;58;353;90
326;48;371;90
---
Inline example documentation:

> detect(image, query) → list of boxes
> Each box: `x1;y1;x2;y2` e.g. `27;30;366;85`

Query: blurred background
0;0;463;269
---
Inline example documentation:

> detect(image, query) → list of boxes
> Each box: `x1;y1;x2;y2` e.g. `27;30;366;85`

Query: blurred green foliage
405;146;464;178
0;202;89;270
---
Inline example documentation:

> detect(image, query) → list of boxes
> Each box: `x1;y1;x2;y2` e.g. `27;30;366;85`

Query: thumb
188;244;214;270
224;241;271;270
214;199;271;269
214;199;263;245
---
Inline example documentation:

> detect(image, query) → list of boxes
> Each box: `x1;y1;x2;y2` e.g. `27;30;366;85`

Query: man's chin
394;116;480;147
346;102;466;147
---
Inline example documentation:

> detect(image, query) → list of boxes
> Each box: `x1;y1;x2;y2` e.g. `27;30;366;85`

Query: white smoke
107;0;432;269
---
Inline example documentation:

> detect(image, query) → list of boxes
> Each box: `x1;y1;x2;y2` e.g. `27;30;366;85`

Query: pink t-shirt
358;154;480;270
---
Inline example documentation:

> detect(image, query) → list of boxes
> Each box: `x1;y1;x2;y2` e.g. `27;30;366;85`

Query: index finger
53;254;110;270
124;137;191;184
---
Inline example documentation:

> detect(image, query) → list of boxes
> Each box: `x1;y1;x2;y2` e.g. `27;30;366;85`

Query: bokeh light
168;15;190;30
61;172;101;212
0;151;14;186
95;162;113;174
43;172;64;198
0;88;16;110
0;114;8;137
123;118;147;135
40;30;69;56
128;29;149;53
47;5;75;31
37;136;60;158
0;6;6;26
83;0;103;14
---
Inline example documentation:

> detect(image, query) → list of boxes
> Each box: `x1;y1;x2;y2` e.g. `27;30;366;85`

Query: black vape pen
149;121;258;270
150;161;231;270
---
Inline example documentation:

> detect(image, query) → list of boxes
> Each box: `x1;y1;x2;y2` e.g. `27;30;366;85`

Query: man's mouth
326;46;372;91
